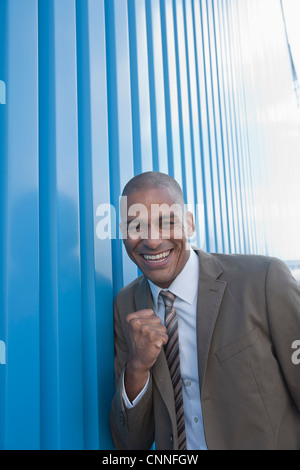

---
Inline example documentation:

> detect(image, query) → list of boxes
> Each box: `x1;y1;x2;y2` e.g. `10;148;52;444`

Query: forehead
127;186;181;205
120;186;184;221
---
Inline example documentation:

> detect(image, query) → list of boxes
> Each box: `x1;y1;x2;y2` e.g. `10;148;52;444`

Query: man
110;171;300;450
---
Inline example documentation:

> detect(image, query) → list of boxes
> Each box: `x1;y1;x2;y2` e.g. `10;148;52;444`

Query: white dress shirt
122;247;208;450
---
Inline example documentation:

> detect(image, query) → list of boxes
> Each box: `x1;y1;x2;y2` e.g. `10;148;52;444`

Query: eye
128;223;140;234
160;219;174;230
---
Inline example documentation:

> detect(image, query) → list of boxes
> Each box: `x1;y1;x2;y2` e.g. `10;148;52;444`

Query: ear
185;211;195;238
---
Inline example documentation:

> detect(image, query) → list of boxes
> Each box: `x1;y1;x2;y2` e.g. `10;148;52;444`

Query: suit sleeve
266;258;300;410
110;296;155;450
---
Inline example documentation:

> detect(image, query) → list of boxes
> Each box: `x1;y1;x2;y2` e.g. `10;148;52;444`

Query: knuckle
132;319;142;330
148;330;156;340
126;313;136;324
140;323;149;333
139;309;154;317
146;308;154;313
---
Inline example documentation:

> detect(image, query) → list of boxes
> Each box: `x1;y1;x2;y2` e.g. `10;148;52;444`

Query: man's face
121;186;195;289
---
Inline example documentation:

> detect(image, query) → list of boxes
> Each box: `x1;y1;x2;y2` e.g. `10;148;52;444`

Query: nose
142;237;162;251
142;224;163;251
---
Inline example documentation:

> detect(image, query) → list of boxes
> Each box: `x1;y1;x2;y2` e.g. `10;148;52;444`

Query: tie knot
160;290;176;308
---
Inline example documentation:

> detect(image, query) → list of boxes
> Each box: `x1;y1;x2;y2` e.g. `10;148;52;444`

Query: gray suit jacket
110;249;300;450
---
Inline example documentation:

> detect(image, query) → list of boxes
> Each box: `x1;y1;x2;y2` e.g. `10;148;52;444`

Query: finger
143;323;167;333
126;309;156;322
161;333;169;345
136;320;166;334
128;319;163;334
153;333;169;349
146;328;168;346
126;311;162;326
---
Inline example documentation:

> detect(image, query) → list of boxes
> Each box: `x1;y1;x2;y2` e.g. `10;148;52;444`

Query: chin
146;272;174;288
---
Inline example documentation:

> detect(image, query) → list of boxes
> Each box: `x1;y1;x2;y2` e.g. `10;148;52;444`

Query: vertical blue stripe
76;0;114;449
52;0;84;450
128;0;153;174
105;0;137;296
0;0;8;451
38;0;60;449
5;0;40;449
160;0;183;187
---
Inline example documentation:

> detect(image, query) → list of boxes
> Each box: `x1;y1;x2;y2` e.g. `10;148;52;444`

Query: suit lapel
134;275;153;311
194;249;227;390
134;277;177;432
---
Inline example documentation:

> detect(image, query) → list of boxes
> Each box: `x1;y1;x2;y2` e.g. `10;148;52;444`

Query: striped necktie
160;290;187;451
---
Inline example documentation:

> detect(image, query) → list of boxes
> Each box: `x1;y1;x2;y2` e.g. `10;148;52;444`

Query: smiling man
110;171;300;450
120;175;194;289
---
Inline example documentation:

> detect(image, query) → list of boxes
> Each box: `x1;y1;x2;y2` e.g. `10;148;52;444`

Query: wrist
126;358;150;377
124;363;150;403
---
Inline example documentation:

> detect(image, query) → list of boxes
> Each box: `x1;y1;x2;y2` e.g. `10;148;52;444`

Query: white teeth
143;250;171;262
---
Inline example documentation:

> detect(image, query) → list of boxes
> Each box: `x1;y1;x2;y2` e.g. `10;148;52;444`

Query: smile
142;250;171;264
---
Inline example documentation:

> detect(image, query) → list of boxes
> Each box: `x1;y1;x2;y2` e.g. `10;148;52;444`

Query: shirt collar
148;246;199;310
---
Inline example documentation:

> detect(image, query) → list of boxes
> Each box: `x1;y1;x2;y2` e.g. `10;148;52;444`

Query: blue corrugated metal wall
0;0;296;449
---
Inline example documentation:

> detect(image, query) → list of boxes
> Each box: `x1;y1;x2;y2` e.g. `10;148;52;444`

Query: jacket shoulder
114;274;144;305
210;252;278;273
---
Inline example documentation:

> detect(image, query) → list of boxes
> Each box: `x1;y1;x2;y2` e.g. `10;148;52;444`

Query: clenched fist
125;309;168;402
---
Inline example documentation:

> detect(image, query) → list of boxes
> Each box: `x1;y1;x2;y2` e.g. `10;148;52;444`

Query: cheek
170;243;186;266
170;223;186;241
175;241;190;265
172;227;183;240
